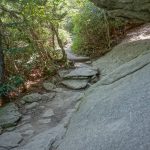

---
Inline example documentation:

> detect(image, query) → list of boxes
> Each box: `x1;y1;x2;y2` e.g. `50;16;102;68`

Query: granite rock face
57;52;150;150
91;0;150;22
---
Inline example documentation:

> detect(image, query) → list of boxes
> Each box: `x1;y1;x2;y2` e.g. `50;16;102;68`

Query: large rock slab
0;103;21;128
63;67;97;79
91;0;150;22
62;79;88;89
0;131;23;149
99;52;150;85
57;56;150;150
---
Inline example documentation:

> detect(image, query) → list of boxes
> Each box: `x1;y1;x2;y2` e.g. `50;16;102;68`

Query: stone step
61;79;89;90
68;56;90;62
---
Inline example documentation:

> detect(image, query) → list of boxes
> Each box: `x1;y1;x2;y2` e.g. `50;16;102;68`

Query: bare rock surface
98;52;150;86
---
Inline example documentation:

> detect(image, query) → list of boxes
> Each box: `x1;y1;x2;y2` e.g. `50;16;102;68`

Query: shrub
0;75;24;97
72;1;125;57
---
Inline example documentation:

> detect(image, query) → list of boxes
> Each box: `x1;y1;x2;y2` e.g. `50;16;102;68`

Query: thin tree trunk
50;23;67;62
0;20;5;84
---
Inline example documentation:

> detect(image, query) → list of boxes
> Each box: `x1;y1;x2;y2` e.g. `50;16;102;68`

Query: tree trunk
0;20;5;85
50;23;67;62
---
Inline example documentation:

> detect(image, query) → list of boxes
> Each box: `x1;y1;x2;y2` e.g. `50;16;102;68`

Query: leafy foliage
72;1;125;57
1;0;68;74
0;75;24;97
0;0;69;100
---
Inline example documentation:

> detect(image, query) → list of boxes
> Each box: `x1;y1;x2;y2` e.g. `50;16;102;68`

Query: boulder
0;103;21;128
21;93;42;103
91;0;150;22
62;79;88;90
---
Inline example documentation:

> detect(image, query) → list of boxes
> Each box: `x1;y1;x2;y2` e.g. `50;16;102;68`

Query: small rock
25;102;39;110
42;109;54;118
0;103;22;128
0;131;23;149
43;82;56;91
21;93;42;103
41;92;56;101
62;79;88;90
38;118;51;124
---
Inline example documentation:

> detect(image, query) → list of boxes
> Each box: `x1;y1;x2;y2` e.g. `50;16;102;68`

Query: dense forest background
0;0;126;102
